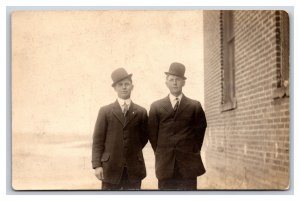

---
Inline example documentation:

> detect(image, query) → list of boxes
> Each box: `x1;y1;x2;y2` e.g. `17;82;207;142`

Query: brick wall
202;10;289;189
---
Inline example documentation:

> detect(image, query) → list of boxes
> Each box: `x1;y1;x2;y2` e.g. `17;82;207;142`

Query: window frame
220;10;237;112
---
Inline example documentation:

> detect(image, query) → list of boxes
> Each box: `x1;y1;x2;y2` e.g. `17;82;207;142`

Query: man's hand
95;167;104;180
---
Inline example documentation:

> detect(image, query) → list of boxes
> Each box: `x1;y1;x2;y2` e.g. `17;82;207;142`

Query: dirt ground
12;132;210;190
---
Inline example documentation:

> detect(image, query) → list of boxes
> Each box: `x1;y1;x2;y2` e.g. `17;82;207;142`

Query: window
220;10;237;111
273;11;290;99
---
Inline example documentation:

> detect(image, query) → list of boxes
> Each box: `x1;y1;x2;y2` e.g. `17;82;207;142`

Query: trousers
101;167;141;190
158;161;197;190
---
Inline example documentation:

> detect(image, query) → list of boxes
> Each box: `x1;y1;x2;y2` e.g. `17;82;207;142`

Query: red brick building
202;10;290;189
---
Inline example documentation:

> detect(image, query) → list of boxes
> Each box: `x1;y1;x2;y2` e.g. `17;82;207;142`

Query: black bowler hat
165;62;187;80
111;68;132;87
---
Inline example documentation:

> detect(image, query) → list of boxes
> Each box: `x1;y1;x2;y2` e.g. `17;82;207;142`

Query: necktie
123;103;129;116
173;98;179;116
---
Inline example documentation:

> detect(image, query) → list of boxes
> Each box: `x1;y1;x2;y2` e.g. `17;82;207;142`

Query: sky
12;10;204;135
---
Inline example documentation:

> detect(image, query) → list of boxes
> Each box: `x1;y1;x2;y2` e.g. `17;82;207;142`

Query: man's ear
182;80;186;87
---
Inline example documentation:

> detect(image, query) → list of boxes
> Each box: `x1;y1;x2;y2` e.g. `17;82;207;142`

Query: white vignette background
1;1;299;201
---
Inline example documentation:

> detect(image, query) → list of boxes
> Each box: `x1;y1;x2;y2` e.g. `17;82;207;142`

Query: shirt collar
117;97;131;107
169;93;183;102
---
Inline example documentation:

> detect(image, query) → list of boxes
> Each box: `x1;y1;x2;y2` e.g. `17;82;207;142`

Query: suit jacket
148;95;207;180
92;100;148;184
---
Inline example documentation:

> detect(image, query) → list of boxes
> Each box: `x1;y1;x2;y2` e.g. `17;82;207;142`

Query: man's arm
91;107;107;169
148;103;159;151
194;101;207;151
140;109;149;148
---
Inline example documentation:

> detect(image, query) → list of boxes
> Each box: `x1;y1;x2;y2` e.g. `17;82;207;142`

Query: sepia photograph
11;9;290;191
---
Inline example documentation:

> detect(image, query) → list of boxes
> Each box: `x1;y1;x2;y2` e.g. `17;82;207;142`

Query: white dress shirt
117;97;131;112
169;93;183;109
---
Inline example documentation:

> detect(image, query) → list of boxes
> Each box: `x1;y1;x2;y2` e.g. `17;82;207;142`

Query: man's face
165;75;185;96
114;78;133;99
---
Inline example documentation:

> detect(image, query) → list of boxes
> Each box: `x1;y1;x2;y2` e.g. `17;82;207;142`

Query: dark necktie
173;98;179;116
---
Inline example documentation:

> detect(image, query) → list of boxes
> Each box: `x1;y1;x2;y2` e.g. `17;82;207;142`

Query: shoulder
98;102;115;113
184;96;203;107
133;103;147;113
150;97;167;108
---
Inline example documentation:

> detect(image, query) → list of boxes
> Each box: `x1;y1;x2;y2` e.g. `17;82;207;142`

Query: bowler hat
111;68;132;87
165;62;187;80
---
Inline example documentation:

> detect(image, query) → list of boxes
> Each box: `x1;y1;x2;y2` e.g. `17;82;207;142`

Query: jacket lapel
174;94;189;119
124;102;138;127
161;96;174;115
112;100;126;126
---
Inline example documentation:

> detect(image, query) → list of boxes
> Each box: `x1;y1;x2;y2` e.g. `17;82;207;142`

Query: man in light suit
92;68;148;190
148;62;207;190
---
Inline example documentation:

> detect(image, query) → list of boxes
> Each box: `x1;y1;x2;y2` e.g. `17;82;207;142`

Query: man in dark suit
148;62;207;190
92;68;148;190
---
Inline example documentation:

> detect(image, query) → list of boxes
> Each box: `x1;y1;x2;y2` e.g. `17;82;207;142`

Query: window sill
221;97;237;112
273;86;289;99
